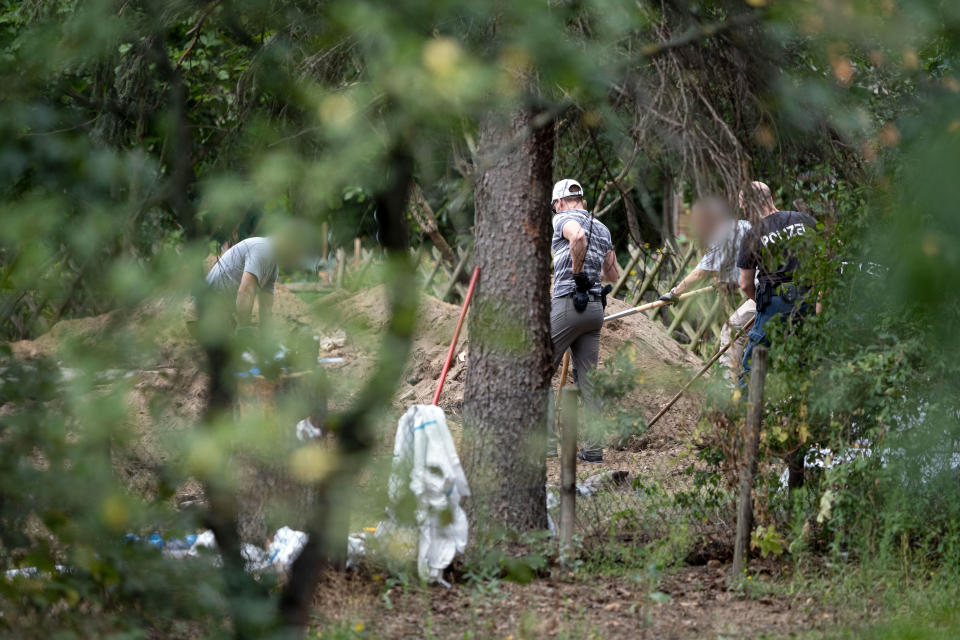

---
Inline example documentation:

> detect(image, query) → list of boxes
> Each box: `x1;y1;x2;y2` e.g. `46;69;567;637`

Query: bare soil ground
311;562;829;640
7;284;805;639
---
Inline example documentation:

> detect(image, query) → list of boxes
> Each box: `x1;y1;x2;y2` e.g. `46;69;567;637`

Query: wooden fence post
610;247;643;298
732;346;768;582
439;248;471;302
321;221;329;261
559;387;579;556
631;250;669;306
334;248;346;288
688;294;723;353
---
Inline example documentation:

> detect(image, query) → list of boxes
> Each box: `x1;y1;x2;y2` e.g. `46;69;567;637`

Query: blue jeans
738;295;807;387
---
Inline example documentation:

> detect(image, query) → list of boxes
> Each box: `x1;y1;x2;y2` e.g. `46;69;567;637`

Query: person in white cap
549;178;620;462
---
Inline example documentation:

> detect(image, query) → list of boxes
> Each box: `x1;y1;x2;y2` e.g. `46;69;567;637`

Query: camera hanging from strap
571;201;597;313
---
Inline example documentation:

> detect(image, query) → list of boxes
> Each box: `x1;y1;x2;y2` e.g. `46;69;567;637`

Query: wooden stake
630;249;669;306
321;221;329;261
559;386;579;556
553;350;571;437
647;317;755;429
610;247;643;298
732;346;768;582
353;237;361;265
334;248;346;288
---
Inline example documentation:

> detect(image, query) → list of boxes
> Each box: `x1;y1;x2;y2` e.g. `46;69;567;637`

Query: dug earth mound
7;285;706;499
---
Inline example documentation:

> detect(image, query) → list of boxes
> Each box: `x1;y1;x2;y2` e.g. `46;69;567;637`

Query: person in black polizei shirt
736;181;818;386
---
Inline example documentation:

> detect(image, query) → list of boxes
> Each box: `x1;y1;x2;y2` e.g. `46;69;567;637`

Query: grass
766;556;960;640
311;536;960;639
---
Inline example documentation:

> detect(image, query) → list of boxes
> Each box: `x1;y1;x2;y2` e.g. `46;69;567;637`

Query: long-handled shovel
646;315;755;428
603;284;715;322
432;266;481;405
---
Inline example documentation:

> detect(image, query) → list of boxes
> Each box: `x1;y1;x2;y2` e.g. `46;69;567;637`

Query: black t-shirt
736;210;817;288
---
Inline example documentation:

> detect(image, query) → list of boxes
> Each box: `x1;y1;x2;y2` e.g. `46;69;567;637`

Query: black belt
773;283;809;304
564;292;601;301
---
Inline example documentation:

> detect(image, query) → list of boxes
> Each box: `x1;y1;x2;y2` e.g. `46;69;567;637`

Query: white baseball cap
551;178;584;204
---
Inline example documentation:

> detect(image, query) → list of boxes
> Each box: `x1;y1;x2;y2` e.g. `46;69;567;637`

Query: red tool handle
432;266;480;406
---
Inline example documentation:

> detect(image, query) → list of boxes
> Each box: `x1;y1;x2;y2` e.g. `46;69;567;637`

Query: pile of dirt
333;291;709;505
6;285;319;498
8;283;314;362
6;284;709;498
321;289;697;431
326;289;706;473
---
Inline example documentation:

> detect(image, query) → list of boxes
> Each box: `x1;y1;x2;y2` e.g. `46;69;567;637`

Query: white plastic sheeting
262;526;308;571
381;404;470;585
777;440;876;488
154;526;308;573
10;407;471;583
4;565;67;579
295;417;324;441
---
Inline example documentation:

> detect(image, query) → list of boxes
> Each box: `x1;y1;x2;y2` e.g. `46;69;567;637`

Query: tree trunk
786;448;806;490
462;108;554;534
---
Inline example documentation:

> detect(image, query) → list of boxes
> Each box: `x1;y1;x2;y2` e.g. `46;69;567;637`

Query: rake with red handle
432;266;480;406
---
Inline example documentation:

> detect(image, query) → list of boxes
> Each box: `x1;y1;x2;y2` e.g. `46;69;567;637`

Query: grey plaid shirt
552;209;613;297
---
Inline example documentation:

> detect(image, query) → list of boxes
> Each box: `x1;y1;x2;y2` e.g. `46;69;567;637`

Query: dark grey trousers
550;295;604;454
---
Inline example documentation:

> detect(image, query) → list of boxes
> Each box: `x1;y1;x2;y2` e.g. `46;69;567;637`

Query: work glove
657;291;679;305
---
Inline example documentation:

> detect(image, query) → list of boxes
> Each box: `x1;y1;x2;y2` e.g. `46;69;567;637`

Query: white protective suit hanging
380;404;470;584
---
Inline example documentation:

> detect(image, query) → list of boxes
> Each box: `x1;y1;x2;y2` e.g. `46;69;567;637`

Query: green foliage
751;525;786;559
461;528;555;591
3;0;960;635
588;344;649;447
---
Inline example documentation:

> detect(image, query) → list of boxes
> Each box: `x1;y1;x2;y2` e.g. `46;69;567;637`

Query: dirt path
312;563;826;639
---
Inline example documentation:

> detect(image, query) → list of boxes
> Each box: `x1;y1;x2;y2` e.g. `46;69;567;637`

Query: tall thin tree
462;108;554;533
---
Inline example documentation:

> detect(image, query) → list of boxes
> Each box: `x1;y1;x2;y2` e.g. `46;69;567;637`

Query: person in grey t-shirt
549;178;621;463
206;237;280;329
202;222;317;331
658;196;755;380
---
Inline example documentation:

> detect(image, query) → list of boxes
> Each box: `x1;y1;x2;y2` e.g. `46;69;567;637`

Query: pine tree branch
176;0;224;70
640;11;762;58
